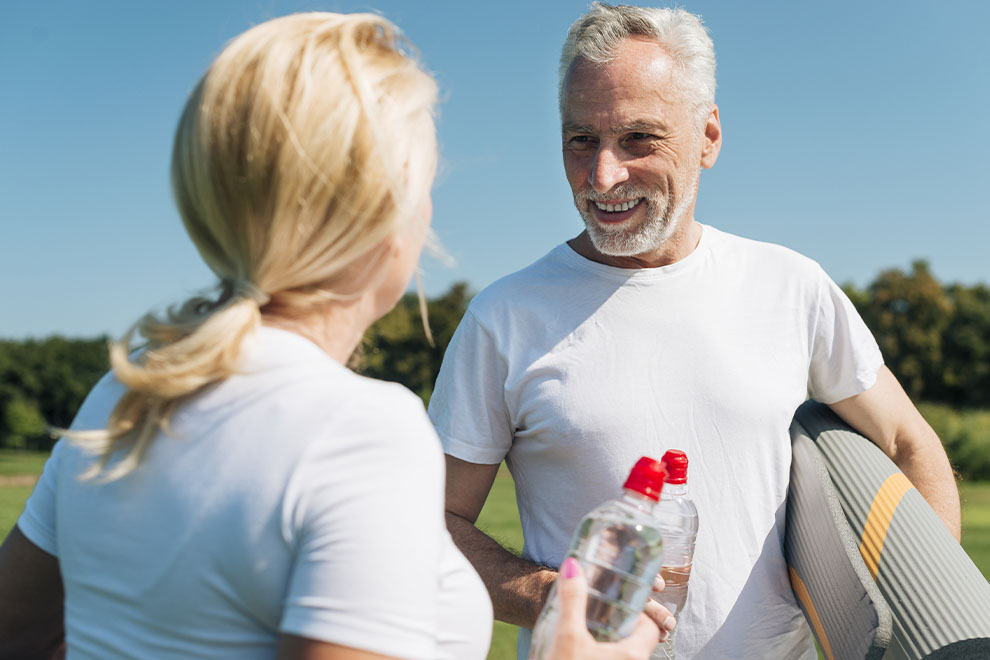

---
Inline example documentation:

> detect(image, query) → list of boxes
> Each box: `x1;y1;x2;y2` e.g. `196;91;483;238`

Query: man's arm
828;365;961;540
444;455;557;628
0;525;65;660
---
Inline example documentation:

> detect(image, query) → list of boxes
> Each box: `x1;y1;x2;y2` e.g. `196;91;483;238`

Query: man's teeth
595;199;640;212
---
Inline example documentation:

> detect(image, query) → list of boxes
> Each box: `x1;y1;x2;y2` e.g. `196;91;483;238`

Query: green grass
960;481;990;572
0;486;33;539
0;448;48;477
0;449;45;540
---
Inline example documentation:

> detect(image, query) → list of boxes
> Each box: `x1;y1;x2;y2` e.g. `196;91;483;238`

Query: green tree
856;260;951;400
1;396;48;449
355;282;472;405
942;283;990;407
0;336;108;449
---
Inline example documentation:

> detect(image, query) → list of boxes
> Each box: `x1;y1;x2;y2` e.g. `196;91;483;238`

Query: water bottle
650;449;699;660
529;456;667;659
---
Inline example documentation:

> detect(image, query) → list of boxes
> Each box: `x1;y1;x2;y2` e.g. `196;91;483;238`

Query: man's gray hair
559;3;716;122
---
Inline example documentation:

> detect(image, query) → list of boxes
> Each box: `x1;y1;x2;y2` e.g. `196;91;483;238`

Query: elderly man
428;4;960;659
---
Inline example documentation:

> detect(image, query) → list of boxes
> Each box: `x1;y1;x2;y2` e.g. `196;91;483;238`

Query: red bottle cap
623;456;667;502
661;449;688;484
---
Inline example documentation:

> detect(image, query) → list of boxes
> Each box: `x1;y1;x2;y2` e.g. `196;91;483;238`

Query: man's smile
590;197;644;223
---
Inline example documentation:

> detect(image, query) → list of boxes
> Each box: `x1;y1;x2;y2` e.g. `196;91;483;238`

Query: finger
554;557;587;626
652;574;666;594
614;612;662;656
644;599;676;642
546;558;587;658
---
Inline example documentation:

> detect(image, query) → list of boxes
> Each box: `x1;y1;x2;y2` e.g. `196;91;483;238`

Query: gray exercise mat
786;401;990;660
787;425;891;659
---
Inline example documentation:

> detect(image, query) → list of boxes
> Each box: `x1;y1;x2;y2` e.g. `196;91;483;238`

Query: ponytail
70;286;262;481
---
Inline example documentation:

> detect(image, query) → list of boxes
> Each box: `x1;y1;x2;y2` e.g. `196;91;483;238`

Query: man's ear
700;104;722;170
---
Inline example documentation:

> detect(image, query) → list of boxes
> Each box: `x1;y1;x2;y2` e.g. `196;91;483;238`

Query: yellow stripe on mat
859;473;914;580
788;565;835;660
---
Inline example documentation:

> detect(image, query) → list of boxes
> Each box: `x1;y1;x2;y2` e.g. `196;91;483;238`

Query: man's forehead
561;59;684;129
564;37;676;87
561;41;681;119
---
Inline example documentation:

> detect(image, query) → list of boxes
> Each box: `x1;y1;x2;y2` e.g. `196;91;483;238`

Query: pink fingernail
561;557;579;578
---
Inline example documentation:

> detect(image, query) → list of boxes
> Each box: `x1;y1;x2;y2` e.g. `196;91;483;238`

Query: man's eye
629;132;655;141
567;136;596;148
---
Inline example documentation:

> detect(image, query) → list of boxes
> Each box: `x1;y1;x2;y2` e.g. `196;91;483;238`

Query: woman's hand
545;558;668;660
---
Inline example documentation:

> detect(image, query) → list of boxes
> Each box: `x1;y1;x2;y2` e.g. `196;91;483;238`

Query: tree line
843;260;990;407
1;265;988;453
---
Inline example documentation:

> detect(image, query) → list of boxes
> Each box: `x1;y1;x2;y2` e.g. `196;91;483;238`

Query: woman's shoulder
242;328;435;442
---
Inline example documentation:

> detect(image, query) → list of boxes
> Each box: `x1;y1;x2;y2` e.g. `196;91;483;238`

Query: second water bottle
650;449;699;660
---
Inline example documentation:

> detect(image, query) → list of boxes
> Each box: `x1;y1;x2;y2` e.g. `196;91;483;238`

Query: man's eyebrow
561;120;670;134
562;122;594;134
618;120;669;133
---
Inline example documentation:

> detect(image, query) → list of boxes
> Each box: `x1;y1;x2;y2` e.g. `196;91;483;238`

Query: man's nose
588;146;629;193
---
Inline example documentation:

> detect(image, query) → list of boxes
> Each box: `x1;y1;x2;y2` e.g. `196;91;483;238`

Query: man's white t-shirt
428;224;883;660
19;326;492;660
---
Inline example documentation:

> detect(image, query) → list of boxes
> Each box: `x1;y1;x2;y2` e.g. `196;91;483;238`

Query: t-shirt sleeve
278;387;447;659
16;438;64;556
427;308;513;464
807;268;884;404
16;371;124;556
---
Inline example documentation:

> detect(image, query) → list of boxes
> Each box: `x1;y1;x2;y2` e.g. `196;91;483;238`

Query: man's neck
567;220;703;269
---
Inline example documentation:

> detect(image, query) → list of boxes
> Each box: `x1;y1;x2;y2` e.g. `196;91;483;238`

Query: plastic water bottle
529;456;667;659
650;449;699;660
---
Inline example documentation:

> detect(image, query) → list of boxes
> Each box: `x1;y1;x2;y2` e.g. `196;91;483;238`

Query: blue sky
2;1;988;339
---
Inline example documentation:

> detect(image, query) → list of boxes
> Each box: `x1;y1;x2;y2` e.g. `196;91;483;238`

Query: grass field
0;449;45;536
0;448;48;477
2;455;988;660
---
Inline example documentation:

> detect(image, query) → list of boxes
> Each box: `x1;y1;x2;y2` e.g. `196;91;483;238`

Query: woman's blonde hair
71;12;438;480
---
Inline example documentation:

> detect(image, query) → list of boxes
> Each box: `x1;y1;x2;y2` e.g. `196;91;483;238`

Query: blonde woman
0;12;660;660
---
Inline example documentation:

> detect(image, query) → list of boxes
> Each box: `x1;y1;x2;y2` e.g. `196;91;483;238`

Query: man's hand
545;558;661;660
829;365;961;540
644;574;677;641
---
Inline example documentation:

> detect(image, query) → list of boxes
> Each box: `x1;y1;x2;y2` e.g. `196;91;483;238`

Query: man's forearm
445;511;557;628
889;422;961;540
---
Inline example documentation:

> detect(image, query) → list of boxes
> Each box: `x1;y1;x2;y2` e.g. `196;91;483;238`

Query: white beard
574;175;698;258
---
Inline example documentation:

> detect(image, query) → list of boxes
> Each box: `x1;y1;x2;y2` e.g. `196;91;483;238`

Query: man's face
561;38;717;258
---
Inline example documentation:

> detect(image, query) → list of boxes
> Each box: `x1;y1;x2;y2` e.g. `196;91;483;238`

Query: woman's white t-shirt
19;326;492;660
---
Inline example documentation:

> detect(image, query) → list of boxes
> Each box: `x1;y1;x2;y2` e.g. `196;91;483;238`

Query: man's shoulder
468;243;575;315
707;225;826;280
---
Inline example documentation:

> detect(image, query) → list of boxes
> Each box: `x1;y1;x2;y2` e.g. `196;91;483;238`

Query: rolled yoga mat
786;400;990;660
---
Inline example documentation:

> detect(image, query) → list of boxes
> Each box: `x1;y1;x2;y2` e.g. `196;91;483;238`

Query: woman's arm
0;525;65;660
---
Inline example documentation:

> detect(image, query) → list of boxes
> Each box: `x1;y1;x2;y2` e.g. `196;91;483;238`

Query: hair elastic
233;280;271;306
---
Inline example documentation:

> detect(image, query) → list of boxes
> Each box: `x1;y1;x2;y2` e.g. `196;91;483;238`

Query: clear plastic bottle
529;457;667;659
651;449;699;660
